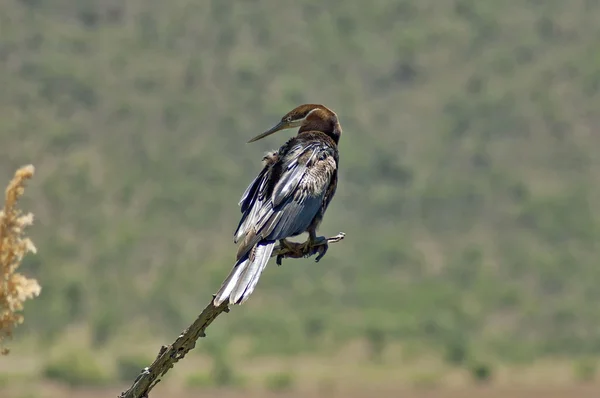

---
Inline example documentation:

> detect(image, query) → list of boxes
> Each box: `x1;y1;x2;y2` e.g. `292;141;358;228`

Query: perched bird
213;104;342;306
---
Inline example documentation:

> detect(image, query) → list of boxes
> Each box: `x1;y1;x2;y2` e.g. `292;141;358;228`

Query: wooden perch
119;232;345;398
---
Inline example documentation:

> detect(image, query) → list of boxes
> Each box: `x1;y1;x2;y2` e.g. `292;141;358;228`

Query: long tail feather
213;242;275;306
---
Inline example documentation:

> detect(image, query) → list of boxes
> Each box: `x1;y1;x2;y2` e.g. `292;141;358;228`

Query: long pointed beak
247;121;289;143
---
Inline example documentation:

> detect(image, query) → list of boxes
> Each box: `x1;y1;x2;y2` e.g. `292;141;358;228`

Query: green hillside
2;0;600;372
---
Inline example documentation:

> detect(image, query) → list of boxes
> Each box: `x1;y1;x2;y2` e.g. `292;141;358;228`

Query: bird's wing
233;140;336;260
238;163;270;212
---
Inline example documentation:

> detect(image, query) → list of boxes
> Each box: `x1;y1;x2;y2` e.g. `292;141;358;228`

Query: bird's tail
213;241;275;306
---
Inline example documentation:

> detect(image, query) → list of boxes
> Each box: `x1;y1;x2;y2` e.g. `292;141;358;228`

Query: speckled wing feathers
233;139;336;261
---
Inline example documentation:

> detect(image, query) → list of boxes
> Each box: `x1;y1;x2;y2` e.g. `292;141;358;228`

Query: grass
0;165;40;355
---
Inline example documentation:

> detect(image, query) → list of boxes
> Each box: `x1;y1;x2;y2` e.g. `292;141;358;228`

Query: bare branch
118;301;230;398
119;231;345;398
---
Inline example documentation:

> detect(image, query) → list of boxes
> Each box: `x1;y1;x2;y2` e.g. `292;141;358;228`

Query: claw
307;236;328;262
276;239;293;266
274;234;341;264
314;242;328;262
272;232;345;264
300;241;312;258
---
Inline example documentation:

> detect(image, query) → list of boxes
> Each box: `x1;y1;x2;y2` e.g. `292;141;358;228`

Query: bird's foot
275;236;332;265
275;238;311;265
309;236;328;263
276;239;298;265
273;232;345;265
309;233;346;261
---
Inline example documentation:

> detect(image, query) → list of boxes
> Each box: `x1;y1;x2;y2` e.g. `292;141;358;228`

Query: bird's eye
285;116;292;123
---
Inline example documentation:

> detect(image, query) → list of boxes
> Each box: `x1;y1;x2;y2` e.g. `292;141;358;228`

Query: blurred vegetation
43;349;110;386
469;361;493;384
411;371;442;390
573;357;597;383
264;371;295;392
1;0;600;381
115;353;154;381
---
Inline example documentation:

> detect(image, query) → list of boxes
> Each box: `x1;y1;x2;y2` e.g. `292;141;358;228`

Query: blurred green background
1;0;600;397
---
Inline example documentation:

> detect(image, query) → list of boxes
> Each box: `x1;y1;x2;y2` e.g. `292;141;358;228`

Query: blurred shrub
186;365;245;389
264;371;295;392
411;371;441;389
208;357;245;388
116;354;153;381
211;358;235;387
469;361;493;384
0;372;31;387
185;372;213;388
443;338;469;366
365;326;386;363
573;358;597;382
43;349;111;386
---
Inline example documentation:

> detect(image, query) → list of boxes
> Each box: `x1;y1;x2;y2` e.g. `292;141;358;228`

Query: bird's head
248;104;342;144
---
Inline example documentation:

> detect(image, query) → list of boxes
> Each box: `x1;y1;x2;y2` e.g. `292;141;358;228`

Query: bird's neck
298;119;341;144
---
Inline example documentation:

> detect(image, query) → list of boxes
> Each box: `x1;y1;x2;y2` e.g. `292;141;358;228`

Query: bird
213;104;342;306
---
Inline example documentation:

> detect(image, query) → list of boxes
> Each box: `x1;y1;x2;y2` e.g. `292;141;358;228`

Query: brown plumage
213;104;342;306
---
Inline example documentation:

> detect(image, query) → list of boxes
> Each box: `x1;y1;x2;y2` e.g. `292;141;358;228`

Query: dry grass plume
0;165;40;355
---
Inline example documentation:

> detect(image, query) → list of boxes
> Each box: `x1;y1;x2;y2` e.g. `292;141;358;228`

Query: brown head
248;104;342;145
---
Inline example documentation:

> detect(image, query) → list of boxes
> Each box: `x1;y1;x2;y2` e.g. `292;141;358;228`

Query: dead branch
119;232;345;398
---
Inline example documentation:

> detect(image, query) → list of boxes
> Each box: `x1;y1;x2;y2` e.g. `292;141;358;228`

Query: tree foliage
1;0;599;361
